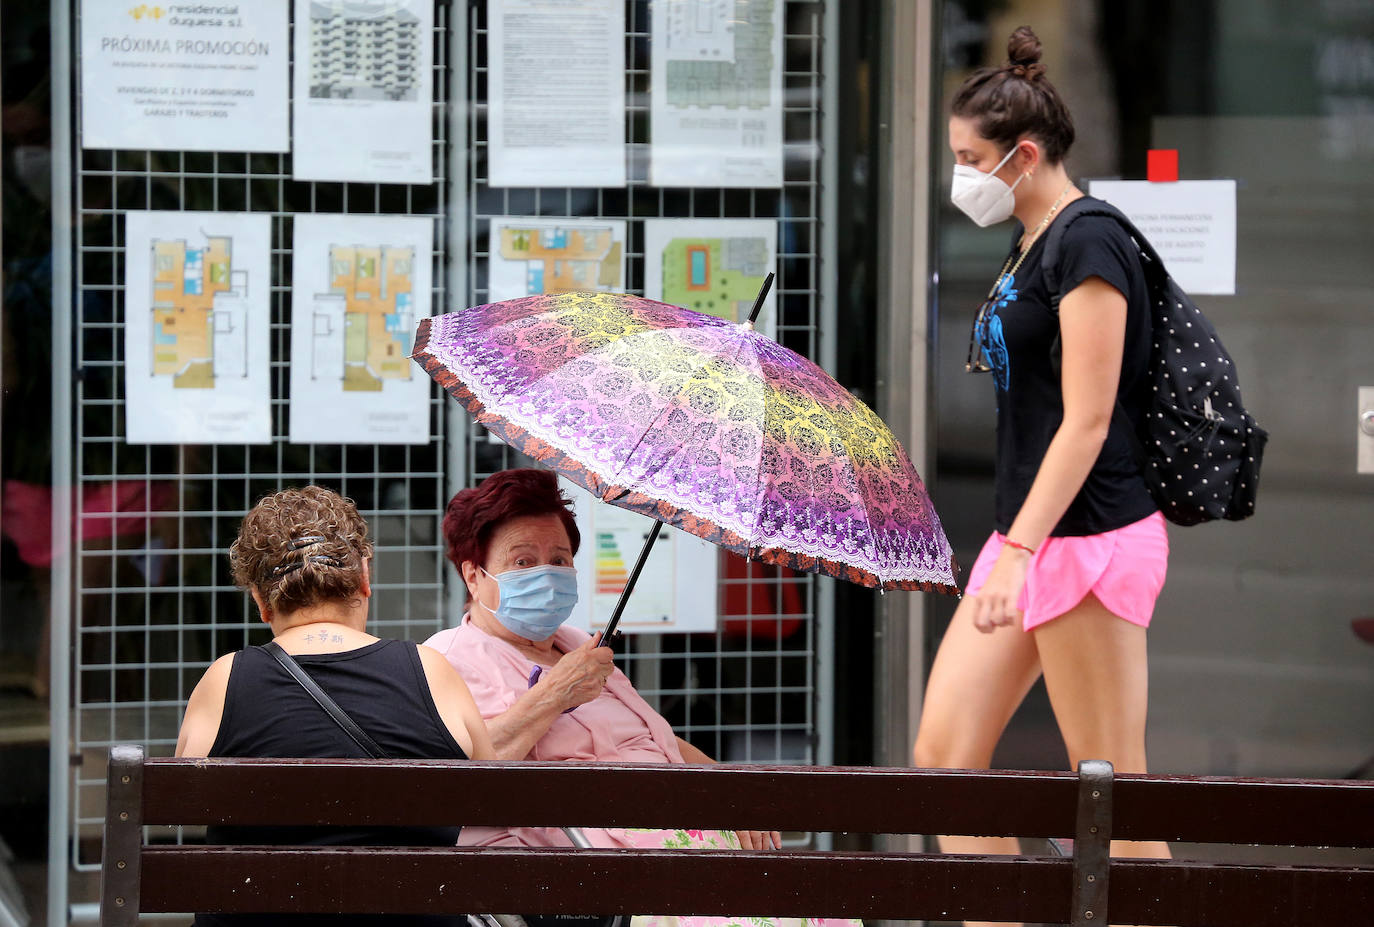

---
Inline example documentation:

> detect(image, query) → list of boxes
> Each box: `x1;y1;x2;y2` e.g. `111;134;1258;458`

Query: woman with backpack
912;25;1172;910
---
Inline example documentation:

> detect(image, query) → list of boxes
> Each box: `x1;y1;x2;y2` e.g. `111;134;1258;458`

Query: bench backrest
100;746;1374;927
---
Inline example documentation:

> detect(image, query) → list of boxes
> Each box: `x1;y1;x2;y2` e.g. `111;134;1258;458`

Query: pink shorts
965;511;1168;631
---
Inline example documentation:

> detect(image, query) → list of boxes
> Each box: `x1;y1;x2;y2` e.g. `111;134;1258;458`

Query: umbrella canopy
413;291;957;594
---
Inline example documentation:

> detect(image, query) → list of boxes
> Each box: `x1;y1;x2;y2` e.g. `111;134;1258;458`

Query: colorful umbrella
412;283;958;633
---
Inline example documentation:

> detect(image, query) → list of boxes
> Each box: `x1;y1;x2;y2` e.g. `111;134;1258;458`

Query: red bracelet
1002;537;1037;555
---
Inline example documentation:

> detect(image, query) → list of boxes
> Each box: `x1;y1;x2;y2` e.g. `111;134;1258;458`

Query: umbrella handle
599;519;664;648
747;272;775;325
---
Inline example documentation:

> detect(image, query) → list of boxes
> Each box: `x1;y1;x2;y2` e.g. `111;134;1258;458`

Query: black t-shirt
974;196;1157;536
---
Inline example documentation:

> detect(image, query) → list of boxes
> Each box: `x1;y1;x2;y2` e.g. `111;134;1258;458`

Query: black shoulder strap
1039;197;1156;469
1041;196;1167;308
260;640;389;759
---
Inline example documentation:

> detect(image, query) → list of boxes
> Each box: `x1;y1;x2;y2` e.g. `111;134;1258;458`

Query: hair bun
1006;25;1045;79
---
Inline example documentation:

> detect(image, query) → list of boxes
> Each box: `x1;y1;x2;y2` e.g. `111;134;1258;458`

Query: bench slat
140;847;1075;924
136;847;1374;926
1111;857;1374;926
142;760;1079;838
142;759;1374;847
1113;775;1374;846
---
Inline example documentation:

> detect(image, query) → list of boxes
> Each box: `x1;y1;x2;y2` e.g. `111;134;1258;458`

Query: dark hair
442;468;581;573
950;26;1075;165
229;486;374;615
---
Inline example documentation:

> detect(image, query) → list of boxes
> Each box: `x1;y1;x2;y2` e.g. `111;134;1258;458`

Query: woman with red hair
428;469;859;927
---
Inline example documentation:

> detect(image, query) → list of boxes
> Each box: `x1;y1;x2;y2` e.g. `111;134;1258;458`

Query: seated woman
425;469;858;927
178;485;493;926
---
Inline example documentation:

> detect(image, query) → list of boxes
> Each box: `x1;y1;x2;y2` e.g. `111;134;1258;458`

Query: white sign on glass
643;218;777;337
289;214;434;445
123;211;272;444
1087;179;1237;295
292;0;434;184
561;480;719;636
486;0;626;188
650;0;783;188
80;0;289;152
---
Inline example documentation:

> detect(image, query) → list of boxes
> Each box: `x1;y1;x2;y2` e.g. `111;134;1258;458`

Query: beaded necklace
983;181;1075;300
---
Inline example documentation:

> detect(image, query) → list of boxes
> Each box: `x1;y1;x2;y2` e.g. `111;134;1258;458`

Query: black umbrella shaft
747;272;775;325
599;519;664;647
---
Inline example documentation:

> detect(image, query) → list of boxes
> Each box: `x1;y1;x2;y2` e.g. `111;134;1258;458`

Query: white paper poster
487;217;627;301
487;0;626;188
562;480;719;636
643;218;777;337
292;0;434;184
1087;180;1238;295
289;214;434;445
123;211;272;444
80;0;289;152
650;0;784;188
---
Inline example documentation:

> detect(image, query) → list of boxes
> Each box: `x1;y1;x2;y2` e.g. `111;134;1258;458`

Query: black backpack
1042;198;1267;526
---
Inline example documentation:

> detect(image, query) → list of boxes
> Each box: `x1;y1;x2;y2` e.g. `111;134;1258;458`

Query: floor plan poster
643;218;777;337
561;479;718;636
123;211;272;444
292;0;433;184
487;218;627;301
650;0;783;188
80;0;289;152
487;0;626;188
289;214;434;445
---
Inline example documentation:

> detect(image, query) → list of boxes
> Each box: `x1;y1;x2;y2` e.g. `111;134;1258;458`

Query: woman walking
912;26;1171;925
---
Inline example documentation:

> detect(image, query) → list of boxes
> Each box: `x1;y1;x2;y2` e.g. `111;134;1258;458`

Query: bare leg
1034;593;1172;925
913;594;1043;927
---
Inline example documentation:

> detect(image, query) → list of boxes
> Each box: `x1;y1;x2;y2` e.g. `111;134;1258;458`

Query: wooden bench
100;745;1373;926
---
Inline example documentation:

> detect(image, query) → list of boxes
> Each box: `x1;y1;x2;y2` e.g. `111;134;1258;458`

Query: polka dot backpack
1043;199;1267;526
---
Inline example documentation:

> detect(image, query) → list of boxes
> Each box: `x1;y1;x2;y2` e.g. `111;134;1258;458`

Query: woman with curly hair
177;485;493;926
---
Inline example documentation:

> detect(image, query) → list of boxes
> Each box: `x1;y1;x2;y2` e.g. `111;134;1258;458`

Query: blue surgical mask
478;564;579;640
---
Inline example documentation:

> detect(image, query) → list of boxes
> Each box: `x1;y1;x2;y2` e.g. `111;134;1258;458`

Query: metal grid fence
66;3;458;870
59;0;835;896
458;0;832;768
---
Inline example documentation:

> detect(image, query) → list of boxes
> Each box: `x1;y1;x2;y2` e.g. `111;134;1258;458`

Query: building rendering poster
561;479;719;636
123;211;273;444
650;0;784;188
80;0;289;152
642;218;778;338
288;213;435;445
486;0;626;188
292;0;434;184
486;217;628;301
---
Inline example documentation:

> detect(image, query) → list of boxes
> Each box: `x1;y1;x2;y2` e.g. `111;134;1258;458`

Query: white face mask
950;145;1025;227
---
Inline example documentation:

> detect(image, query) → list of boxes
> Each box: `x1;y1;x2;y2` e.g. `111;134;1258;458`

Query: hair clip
288;535;327;551
269;554;342;578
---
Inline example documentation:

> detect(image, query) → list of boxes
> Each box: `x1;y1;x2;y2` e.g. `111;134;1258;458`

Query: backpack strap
1040;196;1159;474
1041;196;1168;308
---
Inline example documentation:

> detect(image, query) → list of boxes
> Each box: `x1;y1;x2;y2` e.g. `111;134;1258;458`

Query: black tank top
198;638;468;927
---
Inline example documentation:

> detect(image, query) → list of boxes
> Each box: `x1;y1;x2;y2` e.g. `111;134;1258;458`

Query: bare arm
418;645;496;760
676;736;715;764
175;653;235;758
969;275;1126;631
